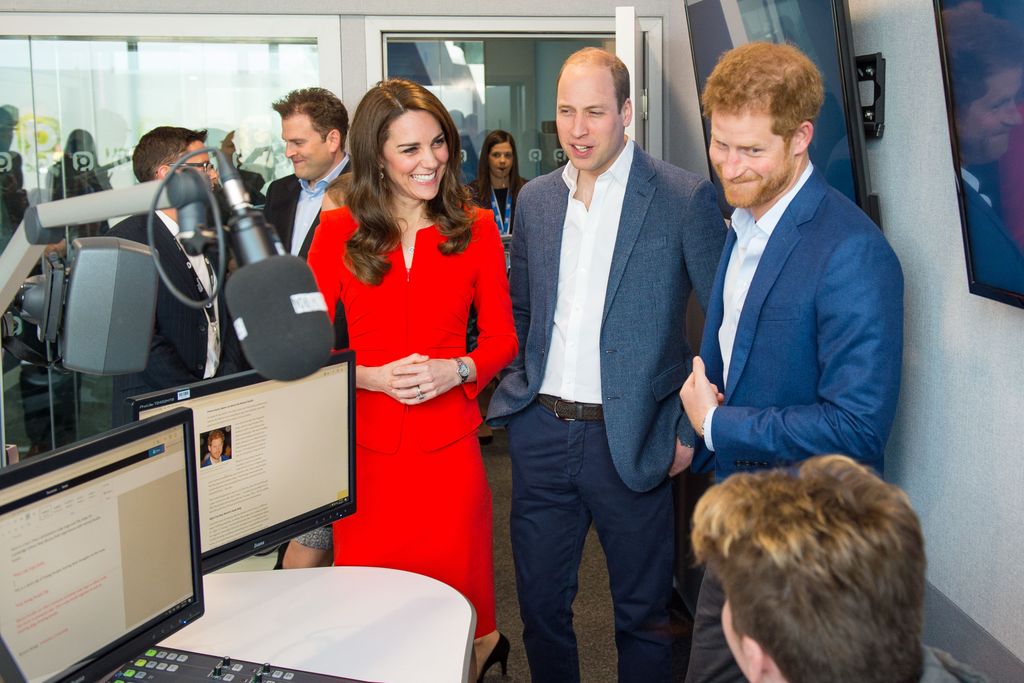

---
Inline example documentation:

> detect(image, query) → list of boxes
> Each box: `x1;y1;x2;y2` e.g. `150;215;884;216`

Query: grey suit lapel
602;148;656;326
542;180;571;347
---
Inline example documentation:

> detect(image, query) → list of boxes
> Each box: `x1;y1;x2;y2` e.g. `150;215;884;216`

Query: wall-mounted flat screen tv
685;0;875;222
934;0;1024;308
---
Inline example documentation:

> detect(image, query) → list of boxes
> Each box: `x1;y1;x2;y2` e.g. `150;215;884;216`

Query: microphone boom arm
0;179;174;314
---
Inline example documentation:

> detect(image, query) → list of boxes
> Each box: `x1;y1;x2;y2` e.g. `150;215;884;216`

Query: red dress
307;206;517;637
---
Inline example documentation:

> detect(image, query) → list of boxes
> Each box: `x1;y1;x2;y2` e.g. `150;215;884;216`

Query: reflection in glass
938;1;1024;303
0;35;319;456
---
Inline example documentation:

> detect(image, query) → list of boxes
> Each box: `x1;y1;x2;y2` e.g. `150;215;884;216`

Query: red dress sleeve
306;207;355;323
463;208;518;399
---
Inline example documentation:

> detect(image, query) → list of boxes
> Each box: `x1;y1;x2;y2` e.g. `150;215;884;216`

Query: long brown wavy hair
345;78;473;285
468;129;527;209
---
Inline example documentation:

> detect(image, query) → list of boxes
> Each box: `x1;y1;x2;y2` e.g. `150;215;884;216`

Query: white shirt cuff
703;405;717;451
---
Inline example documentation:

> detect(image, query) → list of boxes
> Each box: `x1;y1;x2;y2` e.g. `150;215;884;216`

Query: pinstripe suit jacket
108;213;246;425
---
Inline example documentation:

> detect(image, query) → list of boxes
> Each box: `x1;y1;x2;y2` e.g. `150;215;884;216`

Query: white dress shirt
538;139;635;404
703;162;813;450
293;155;348;255
157;211;220;379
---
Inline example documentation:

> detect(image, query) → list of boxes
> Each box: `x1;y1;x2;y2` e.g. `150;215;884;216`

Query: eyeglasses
183;161;215;173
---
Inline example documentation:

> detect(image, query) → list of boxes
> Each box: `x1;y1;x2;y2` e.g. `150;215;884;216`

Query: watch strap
455;357;470;383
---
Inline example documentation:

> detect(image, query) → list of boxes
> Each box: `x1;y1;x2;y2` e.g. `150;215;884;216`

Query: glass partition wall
385;36;615;180
0;30;322;458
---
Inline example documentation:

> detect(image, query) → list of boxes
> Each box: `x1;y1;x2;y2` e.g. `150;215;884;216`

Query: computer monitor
0;408;202;683
129;351;355;573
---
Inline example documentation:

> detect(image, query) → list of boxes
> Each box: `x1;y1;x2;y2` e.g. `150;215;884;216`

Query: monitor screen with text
131;352;355;572
0;409;201;683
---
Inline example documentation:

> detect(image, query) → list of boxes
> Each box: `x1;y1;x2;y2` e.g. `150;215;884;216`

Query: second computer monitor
0;408;202;683
130;352;356;573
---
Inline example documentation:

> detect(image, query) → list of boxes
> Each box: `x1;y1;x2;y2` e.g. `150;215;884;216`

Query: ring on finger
416;388;425;401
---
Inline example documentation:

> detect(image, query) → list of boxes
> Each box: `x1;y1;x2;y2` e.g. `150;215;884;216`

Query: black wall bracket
856;52;886;139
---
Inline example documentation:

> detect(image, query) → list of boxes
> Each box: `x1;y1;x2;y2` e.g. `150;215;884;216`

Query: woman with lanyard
468;130;527;236
467;130;526;445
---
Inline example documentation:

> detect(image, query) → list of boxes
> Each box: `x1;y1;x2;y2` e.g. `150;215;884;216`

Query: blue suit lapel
702;228;735;388
602;148;656;326
724;170;826;400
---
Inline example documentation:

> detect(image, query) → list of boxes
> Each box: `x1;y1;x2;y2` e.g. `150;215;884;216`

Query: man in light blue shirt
263;87;349;259
679;42;904;683
262;88;350;569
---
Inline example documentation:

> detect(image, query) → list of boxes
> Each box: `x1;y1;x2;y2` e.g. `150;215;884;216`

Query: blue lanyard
490;188;513;235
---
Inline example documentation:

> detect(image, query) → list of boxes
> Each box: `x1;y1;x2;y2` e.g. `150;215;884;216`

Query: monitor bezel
127;351;357;573
932;0;1024;309
0;408;203;683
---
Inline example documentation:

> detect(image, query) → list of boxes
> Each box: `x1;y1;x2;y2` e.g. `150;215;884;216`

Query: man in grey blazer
488;48;726;682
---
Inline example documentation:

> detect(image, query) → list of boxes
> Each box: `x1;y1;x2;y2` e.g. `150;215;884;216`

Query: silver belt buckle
553;398;576;421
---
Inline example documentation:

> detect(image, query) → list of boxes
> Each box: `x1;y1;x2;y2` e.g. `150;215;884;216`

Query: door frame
364;15;663;158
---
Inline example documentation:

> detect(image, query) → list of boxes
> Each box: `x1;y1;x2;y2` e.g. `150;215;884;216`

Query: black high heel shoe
477;633;510;681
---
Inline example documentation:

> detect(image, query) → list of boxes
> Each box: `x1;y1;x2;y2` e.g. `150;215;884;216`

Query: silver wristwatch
455;357;470;384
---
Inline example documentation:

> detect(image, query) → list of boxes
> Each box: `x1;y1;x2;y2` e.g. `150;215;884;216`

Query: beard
716;151;797;212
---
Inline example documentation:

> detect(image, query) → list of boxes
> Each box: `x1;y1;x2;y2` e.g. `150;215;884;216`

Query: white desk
161;567;475;683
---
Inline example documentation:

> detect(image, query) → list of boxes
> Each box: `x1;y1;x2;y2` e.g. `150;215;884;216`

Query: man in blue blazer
680;43;904;682
489;48;725;682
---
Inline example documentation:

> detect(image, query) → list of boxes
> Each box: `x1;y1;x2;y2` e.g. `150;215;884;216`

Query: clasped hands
665;357;724;478
679;356;725;439
670;357;725;477
368;353;462;405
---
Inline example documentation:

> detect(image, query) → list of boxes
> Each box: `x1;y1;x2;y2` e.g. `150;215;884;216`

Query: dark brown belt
538;394;604;421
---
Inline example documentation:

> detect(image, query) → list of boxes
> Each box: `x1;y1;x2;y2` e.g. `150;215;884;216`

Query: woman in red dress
307;79;517;680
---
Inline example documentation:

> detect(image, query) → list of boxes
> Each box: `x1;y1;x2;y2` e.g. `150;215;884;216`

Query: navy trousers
508;400;674;683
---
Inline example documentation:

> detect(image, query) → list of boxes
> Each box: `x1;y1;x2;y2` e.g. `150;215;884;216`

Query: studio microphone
165;165;213;257
213;151;334;382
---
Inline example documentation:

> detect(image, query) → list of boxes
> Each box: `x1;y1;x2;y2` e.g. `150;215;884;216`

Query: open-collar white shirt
539;139;635;404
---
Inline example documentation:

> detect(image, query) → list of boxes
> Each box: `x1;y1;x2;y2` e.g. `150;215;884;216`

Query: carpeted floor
479;427;693;682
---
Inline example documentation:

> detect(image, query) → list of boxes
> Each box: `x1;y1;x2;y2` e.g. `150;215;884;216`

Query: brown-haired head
470;129;526;207
557;47;631;111
132;126;207;182
344;78;472;285
701;42;824;141
272;87;350;146
691;455;925;683
207;429;225;444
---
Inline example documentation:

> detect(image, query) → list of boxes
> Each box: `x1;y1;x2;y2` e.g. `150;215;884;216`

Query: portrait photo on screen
199;426;232;468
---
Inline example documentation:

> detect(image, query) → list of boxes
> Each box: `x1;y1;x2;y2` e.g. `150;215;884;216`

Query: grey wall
7;0;1024;674
849;0;1024;673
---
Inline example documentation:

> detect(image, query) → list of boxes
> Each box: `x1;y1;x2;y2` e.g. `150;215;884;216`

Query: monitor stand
1;634;28;683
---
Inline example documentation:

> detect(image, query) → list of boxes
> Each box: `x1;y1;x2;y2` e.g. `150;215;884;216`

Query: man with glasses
108;126;245;426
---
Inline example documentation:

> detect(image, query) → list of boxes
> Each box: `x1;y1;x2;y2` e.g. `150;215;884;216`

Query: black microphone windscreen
225;256;333;381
